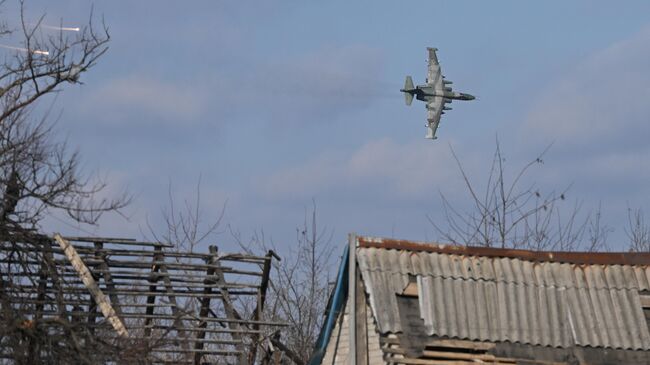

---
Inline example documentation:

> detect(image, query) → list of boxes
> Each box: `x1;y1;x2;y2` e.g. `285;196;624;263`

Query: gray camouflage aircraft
400;47;475;139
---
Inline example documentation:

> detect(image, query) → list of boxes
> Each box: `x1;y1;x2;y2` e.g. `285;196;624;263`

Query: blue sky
7;1;650;253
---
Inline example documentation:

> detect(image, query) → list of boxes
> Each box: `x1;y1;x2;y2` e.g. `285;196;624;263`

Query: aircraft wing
427;47;444;91
425;97;445;139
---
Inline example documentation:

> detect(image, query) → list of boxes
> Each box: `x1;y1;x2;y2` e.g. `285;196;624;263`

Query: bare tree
0;2;131;363
231;201;336;364
430;139;609;251
147;179;226;254
0;1;127;231
585;202;611;252
626;207;650;252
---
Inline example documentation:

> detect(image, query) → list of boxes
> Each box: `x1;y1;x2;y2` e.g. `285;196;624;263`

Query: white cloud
258;138;461;201
83;76;207;123
514;26;650;240
522;26;650;147
71;45;384;130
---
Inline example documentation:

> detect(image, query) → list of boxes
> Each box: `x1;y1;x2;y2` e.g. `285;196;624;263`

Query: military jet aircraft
400;47;475;139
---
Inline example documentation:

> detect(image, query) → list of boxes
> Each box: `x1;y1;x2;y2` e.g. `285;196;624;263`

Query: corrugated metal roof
358;236;650;265
357;245;650;350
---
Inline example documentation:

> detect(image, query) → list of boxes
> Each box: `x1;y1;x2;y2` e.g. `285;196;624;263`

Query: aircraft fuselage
411;85;475;102
399;47;475;139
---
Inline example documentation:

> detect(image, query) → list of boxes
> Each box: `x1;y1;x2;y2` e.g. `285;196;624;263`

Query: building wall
366;299;384;365
320;295;385;364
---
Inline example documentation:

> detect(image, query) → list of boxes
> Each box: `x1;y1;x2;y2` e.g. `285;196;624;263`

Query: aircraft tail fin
403;76;414;106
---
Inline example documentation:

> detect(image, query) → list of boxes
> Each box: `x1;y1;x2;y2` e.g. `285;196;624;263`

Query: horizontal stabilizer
403;76;414;106
404;91;413;106
404;75;414;90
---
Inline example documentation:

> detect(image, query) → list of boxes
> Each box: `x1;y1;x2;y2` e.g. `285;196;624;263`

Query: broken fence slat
53;233;129;337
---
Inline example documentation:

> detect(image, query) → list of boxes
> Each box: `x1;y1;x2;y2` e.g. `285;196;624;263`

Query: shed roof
356;236;650;351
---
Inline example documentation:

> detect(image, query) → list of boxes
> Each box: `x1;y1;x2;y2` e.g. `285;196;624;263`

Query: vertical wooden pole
159;260;189;352
348;233;357;365
86;243;101;333
193;252;216;365
29;240;51;361
34;256;48;320
94;242;123;317
209;245;246;365
144;245;162;337
355;267;368;365
247;250;274;365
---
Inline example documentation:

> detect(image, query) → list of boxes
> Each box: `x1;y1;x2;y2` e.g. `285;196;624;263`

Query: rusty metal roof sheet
358;236;650;265
356;239;650;351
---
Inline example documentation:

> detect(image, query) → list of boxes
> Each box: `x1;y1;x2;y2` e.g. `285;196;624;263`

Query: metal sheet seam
356;248;650;351
357;249;650;291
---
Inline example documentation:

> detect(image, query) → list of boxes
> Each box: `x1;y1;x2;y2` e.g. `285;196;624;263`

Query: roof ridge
357;236;650;266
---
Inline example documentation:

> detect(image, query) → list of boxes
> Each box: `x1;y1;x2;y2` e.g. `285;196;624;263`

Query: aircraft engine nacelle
445;87;452;92
443;106;452;110
443;80;453;84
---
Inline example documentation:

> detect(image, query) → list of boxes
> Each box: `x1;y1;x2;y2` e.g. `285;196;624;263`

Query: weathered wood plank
209;245;247;365
144;245;163;337
53;234;128;337
402;282;419;297
194;252;216;365
383;347;501;361
248;250;274;365
380;336;495;351
384;356;478;365
356;266;369;365
94;241;123;317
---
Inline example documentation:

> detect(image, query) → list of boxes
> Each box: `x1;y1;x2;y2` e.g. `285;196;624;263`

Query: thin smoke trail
0;44;49;56
38;24;80;32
